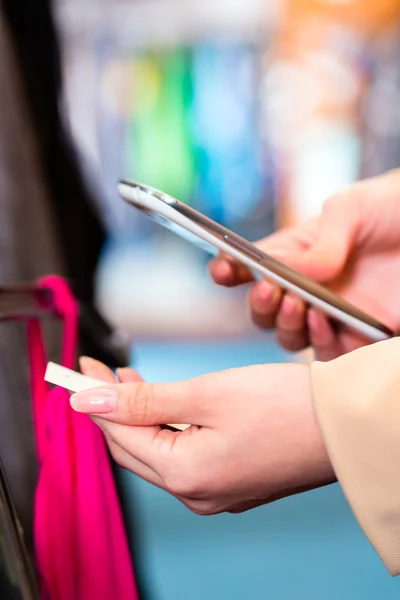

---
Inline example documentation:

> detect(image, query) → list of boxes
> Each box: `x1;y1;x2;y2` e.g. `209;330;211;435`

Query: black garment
3;0;106;306
0;0;127;560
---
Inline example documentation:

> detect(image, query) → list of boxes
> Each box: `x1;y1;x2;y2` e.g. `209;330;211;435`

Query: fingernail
79;356;99;373
116;367;130;382
70;388;116;414
257;281;272;302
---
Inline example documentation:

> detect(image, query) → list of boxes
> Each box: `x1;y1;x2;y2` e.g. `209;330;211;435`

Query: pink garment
27;276;138;600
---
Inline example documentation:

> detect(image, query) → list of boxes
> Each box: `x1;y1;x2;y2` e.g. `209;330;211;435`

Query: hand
72;357;334;515
210;171;400;360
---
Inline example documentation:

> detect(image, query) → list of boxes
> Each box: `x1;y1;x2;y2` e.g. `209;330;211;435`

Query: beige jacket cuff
311;338;400;576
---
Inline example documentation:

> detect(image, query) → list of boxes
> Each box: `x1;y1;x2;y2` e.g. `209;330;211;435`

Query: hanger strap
27;277;78;461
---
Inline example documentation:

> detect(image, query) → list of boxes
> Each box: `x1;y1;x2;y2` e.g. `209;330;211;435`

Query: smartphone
118;179;393;343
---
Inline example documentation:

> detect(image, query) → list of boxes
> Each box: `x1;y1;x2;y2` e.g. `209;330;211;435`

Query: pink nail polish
70;389;116;414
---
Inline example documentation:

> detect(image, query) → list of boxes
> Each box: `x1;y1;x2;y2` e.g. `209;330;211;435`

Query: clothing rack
0;282;131;599
0;286;52;599
0;283;129;368
0;285;54;321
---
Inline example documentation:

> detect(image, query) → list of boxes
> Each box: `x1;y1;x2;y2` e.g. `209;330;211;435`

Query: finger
209;228;301;288
80;359;169;482
275;295;308;352
106;437;165;488
80;356;117;383
228;499;267;514
209;255;253;287
91;414;173;469
70;375;211;427
307;309;341;361
248;280;282;330
101;421;208;506
107;437;199;511
285;193;359;282
80;358;144;386
116;367;143;384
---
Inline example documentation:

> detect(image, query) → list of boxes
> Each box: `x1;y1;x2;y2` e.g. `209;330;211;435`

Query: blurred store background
55;1;400;598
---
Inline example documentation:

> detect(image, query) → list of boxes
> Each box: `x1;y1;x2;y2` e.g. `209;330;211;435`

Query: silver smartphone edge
118;180;392;343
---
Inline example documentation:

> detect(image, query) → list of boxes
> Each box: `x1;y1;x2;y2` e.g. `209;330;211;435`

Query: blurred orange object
287;0;400;33
271;0;400;228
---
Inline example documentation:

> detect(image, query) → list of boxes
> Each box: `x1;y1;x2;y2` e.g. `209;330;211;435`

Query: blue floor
116;339;399;599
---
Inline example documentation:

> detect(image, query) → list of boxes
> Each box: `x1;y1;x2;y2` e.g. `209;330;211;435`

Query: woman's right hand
209;171;400;361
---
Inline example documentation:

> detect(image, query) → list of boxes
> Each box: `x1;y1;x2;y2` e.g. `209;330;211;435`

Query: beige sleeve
311;338;400;576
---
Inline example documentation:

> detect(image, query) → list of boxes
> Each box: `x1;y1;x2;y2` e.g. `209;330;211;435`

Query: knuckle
164;468;205;499
167;478;199;499
252;312;275;331
276;313;298;332
179;493;218;515
276;331;307;353
107;442;125;468
322;191;348;218
324;189;347;208
95;420;118;445
126;382;156;425
185;502;215;516
323;184;360;213
323;193;340;212
312;338;335;352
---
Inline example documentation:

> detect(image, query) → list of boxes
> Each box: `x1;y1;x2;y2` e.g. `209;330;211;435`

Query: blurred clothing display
190;42;265;232
58;4;276;338
58;1;275;240
0;0;124;557
360;25;400;177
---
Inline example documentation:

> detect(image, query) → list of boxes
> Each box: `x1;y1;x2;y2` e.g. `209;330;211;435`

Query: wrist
299;364;336;490
268;363;336;503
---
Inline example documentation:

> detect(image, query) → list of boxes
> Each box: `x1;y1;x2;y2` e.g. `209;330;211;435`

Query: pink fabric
27;276;138;600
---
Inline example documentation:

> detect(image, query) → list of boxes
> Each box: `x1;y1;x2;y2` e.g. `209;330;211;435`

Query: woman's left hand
73;357;334;515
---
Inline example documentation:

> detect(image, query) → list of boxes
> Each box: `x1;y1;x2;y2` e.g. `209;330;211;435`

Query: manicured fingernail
257;281;272;302
70;388;116;414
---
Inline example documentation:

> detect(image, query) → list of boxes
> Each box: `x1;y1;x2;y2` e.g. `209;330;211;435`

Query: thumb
284;195;359;283
70;376;211;427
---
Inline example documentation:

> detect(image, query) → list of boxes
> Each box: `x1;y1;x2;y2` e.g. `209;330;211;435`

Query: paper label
45;362;188;431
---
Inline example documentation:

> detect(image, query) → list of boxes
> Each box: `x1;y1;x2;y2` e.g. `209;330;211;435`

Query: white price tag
45;362;188;431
